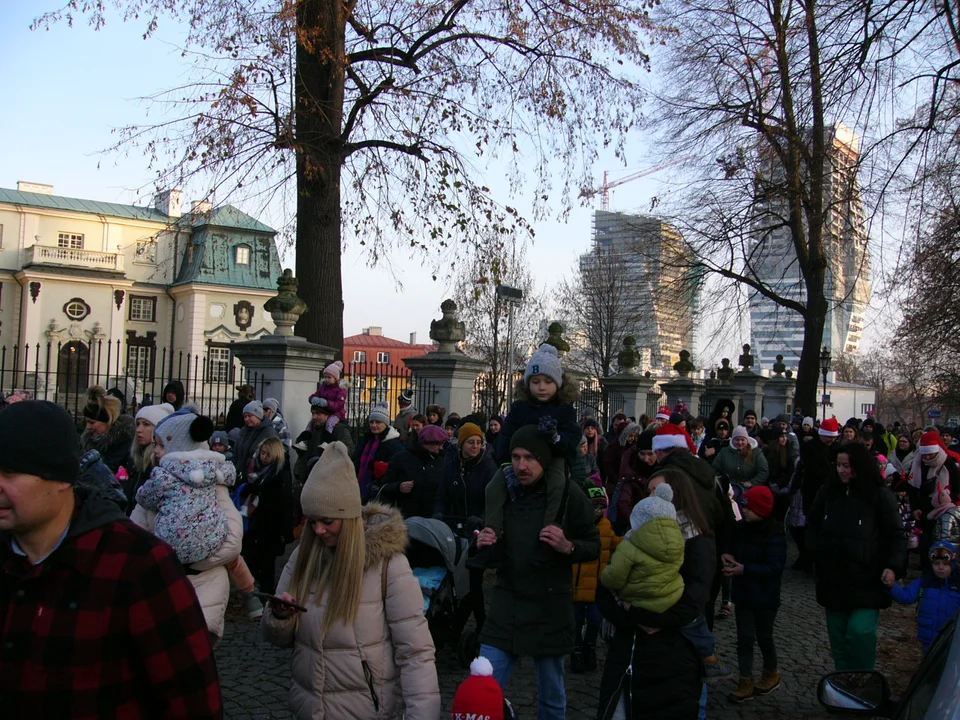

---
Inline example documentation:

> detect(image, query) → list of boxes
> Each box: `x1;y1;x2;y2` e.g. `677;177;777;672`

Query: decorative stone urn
617;336;641;374
673;349;696;378
429;299;466;353
263;269;308;336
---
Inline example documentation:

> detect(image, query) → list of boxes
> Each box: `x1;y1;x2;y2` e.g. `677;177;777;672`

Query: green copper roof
173;225;281;290
193;205;274;234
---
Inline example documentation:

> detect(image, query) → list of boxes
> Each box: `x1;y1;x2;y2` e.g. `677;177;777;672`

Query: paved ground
215;539;924;719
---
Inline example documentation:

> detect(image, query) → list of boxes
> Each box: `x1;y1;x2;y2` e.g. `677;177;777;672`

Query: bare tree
453;240;543;416
36;0;659;352
635;0;923;413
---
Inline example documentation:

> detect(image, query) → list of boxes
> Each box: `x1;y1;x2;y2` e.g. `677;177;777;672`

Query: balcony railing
26;245;125;272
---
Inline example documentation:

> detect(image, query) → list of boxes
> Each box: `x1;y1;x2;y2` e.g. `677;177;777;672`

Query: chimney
154;189;183;218
191;199;213;215
17;181;54;195
363;326;382;337
409;332;417;345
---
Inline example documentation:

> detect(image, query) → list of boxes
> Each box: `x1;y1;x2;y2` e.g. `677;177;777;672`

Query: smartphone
251;591;308;613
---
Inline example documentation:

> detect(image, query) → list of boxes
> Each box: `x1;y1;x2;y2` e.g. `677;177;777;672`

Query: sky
0;4;893;368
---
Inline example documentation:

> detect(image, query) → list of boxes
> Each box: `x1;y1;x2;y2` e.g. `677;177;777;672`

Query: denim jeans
680;614;716;661
480;644;566;719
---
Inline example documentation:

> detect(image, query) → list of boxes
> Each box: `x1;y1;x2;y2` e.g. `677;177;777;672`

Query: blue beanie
525;344;563;388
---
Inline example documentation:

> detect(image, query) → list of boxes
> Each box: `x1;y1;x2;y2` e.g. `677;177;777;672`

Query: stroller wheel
457;631;479;669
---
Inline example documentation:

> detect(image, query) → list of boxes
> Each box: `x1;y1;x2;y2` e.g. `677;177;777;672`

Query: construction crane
581;155;695;210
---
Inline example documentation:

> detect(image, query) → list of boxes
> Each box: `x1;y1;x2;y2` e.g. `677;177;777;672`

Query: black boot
571;649;585;673
583;645;598;671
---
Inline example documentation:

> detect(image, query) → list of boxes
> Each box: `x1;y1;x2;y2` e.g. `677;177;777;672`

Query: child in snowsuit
601;482;685;612
885;540;960;654
308;360;348;430
724;485;787;703
484;344;581;542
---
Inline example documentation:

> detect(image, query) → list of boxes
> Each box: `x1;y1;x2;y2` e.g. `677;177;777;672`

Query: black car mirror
818;671;890;715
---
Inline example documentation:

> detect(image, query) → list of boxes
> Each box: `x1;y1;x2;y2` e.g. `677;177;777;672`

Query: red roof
343;333;437;351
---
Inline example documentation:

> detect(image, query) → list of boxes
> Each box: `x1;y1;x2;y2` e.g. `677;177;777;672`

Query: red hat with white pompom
818;417;840;437
452;657;503;720
919;430;946;456
655;406;672;421
652;422;697;454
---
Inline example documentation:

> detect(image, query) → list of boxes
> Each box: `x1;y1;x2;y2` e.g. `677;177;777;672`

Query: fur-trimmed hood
157;449;234;488
514;373;580;404
360;502;409;570
80;413;135;453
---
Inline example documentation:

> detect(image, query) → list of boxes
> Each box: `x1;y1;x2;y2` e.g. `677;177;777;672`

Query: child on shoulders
308;360;348;431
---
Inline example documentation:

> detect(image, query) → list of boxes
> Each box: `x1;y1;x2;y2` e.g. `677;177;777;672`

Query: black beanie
0;401;80;484
509;425;553;466
637;429;656;451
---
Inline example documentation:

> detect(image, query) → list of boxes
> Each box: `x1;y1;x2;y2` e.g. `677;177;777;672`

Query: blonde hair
130;436;158;473
288;516;366;637
86;385;121;427
257;436;286;470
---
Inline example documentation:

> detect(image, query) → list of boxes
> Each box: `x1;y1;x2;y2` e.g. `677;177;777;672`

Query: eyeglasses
930;547;957;563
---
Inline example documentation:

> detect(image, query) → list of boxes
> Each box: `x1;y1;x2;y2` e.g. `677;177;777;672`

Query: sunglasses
930;548;957;563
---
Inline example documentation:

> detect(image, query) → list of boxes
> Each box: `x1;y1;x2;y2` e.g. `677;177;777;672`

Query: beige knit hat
300;441;362;519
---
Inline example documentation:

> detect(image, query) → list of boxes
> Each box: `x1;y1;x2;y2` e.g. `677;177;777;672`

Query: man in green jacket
477;425;601;719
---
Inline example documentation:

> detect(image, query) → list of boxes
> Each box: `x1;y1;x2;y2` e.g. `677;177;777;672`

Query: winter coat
704;398;736;442
233;421;279;479
352;426;405;497
77;449;128;510
729;517;787;609
132;483;244;641
573;517;620;603
889;449;916;474
433;450;498;531
1;486;223;717
797;436;839;514
698;436;728;464
601;517;685;613
162;380;186;410
713;445;770;486
378;444;446;519
601;438;625;495
596;528;714;720
908;451;960;529
79;414;135;474
294;421;356;480
243;456;295;553
655;451;726;537
226;396;252;431
392;406;418;445
763;442;799;490
135;449;231;565
309;380;348;420
479;472;601;657
496;377;581;465
270;411;293;450
889;573;960;649
807;481;907;610
261;504;440;720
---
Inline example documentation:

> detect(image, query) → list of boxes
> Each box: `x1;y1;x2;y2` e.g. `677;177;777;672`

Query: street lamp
496;284;525;409
819;346;832;422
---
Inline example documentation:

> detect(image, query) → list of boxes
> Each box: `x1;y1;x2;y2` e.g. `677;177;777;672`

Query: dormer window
235;244;251;265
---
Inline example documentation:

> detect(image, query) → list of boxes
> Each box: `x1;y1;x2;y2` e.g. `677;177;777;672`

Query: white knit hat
135;402;175;427
802;416;814;428
627;483;677;539
368;401;391;425
524;344;563;388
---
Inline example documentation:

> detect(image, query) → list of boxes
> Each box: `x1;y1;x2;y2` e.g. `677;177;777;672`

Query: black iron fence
0;340;266;428
645;386;665;419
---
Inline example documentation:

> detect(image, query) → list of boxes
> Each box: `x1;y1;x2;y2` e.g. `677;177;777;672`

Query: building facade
748;122;872;368
0;182;282;414
584;210;700;374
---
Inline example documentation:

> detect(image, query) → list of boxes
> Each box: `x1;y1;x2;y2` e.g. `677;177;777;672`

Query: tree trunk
294;0;346;355
795;287;826;419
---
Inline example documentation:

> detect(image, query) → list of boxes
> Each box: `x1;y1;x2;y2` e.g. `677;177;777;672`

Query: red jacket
0;486;223;719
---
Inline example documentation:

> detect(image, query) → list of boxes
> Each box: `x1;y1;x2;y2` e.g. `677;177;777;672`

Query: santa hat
653;422;697;454
655;406;672;422
919;430;945;456
818;417;840;437
451;656;503;720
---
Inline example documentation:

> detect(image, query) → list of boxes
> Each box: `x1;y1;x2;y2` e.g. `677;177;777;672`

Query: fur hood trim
361;502;409;569
161;449;226;465
81;412;135;450
514;373;580;404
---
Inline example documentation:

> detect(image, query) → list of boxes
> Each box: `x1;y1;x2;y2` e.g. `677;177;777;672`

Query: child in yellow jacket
571;487;621;672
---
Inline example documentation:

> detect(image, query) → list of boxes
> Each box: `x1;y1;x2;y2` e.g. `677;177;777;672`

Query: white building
0;181;283;415
748;122;872;368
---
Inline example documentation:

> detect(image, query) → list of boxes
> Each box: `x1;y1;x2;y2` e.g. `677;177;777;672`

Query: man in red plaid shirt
0;400;223;718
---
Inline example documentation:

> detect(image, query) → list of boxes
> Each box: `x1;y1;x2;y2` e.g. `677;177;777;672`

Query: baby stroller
405;517;476;667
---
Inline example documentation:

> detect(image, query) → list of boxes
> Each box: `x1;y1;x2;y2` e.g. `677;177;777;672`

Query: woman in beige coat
262;441;440;719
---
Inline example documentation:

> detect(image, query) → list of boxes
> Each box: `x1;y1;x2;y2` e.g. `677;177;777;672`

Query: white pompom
214;470;224;482
654;482;675;503
470;656;494;677
537;343;559;357
189;469;205;483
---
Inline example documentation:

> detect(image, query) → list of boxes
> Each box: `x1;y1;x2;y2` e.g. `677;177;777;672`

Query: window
129;295;156;322
58;232;84;250
353;351;366;363
0;225;4;248
377;351;390;365
235;244;251;265
63;297;91;321
861;403;876;415
208;346;232;383
134;239;157;264
127;346;152;380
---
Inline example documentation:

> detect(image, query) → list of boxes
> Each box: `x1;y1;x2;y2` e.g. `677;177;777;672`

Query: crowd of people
1;347;959;719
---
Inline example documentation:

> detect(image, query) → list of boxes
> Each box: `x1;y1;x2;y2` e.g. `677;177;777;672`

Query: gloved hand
316;397;329;407
538;416;559;442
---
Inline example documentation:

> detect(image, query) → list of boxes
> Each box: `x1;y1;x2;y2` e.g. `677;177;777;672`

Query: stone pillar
403;299;487;416
730;344;766;421
762;355;795;418
600;337;656;420
700;381;744;425
232;270;335;436
659;349;704;416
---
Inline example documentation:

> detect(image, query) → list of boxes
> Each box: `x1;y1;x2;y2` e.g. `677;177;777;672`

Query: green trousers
825;609;880;670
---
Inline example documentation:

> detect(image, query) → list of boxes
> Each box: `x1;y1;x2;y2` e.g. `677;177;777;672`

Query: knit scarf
910;447;950;500
504;464;523;503
247;454;277;489
358;435;382;493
